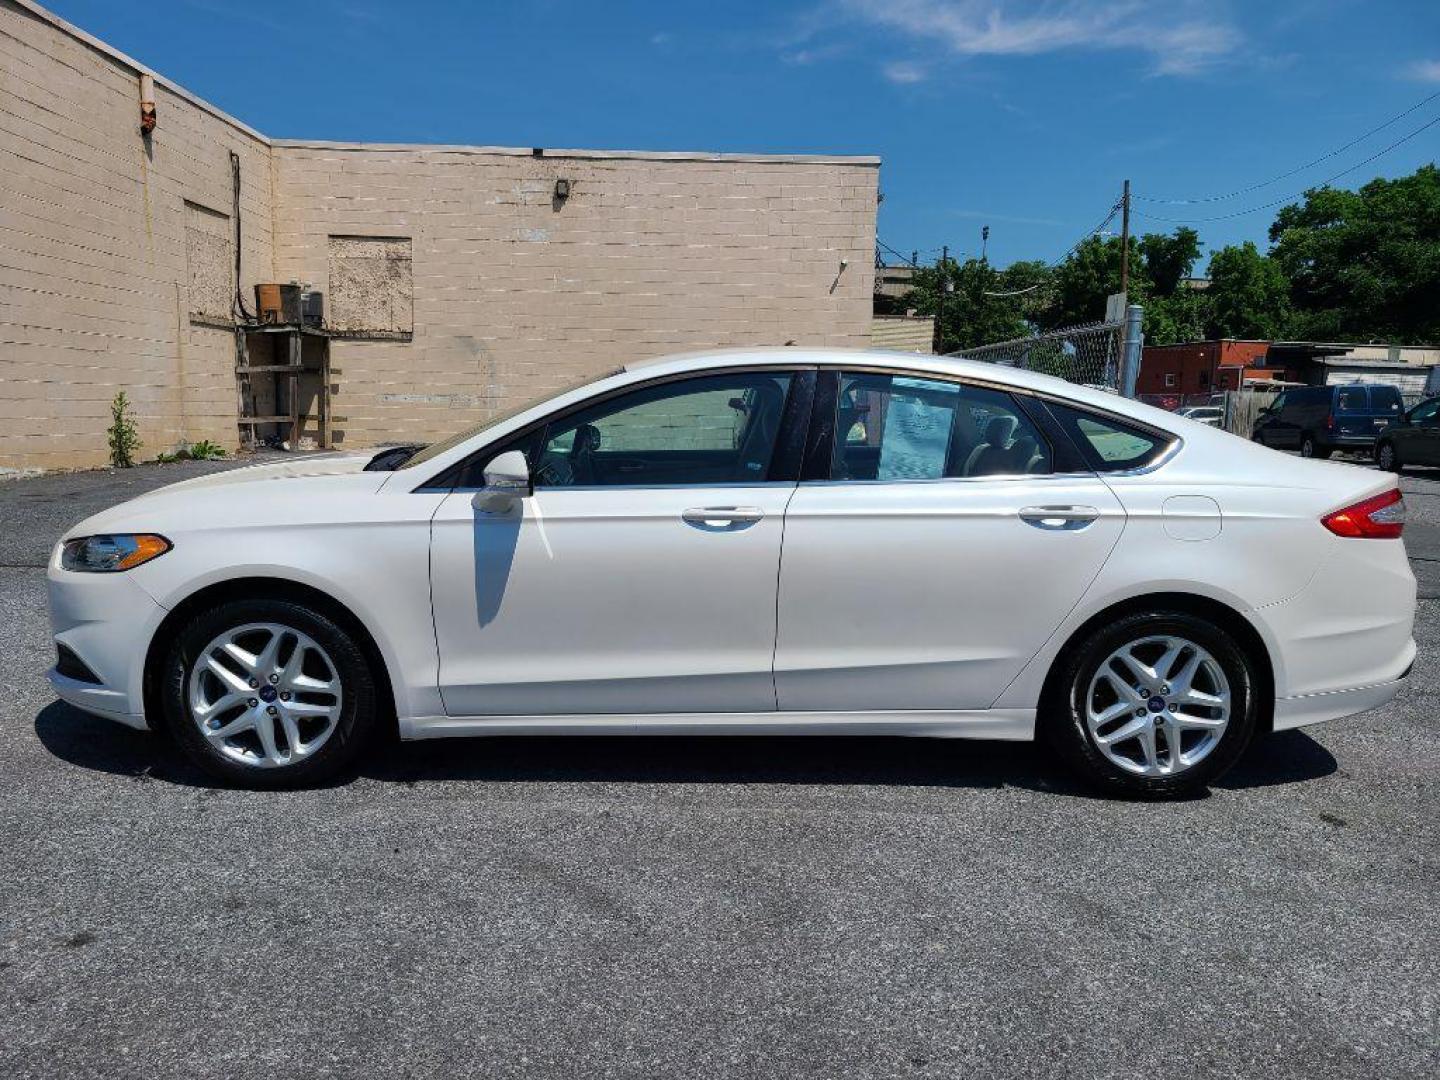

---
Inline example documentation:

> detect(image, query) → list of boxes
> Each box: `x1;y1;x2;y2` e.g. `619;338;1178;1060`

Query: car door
1401;399;1440;465
773;370;1127;712
1275;390;1310;449
429;367;810;716
1256;393;1287;446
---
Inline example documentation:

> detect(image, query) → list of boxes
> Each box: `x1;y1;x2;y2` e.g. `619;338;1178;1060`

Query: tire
1300;434;1332;460
1043;610;1259;799
1376;441;1402;473
160;597;379;788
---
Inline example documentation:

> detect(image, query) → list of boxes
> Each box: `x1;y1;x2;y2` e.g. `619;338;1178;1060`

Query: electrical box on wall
254;284;324;328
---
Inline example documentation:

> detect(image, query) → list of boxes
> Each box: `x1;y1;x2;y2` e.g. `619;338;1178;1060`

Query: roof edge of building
14;0;881;169
270;139;881;166
13;0;272;145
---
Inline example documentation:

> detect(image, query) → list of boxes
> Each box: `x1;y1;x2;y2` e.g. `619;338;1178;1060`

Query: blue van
1251;384;1405;458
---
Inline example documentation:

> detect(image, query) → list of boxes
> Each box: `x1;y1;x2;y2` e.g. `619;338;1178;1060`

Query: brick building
1137;340;1274;402
0;0;879;472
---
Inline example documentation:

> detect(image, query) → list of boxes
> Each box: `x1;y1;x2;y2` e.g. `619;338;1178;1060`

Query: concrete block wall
0;0;275;472
272;144;878;449
0;0;879;470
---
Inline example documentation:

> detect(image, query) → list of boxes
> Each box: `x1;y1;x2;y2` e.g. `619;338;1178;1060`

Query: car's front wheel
1045;611;1258;799
160;598;379;787
1300;434;1332;460
1376;440;1402;472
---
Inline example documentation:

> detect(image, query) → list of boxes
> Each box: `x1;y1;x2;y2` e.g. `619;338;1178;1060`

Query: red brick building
1138;340;1275;402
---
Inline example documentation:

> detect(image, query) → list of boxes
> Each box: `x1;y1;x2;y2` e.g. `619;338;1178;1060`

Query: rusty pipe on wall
139;72;156;133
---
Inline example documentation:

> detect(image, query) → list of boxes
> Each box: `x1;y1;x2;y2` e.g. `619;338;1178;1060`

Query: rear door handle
682;506;764;527
1018;505;1100;530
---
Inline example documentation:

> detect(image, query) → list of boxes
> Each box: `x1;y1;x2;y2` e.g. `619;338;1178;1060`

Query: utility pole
934;244;949;353
1119;179;1131;295
981;225;989;262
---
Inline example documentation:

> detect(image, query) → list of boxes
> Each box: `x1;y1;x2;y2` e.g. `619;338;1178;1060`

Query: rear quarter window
1370;386;1403;412
1046;401;1176;473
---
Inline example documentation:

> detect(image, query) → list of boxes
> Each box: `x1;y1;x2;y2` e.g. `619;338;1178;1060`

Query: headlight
60;534;171;572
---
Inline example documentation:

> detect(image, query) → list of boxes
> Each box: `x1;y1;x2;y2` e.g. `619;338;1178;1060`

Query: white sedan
1177;405;1224;427
47;349;1417;797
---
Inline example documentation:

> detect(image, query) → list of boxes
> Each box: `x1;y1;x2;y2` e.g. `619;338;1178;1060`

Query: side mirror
471;450;532;513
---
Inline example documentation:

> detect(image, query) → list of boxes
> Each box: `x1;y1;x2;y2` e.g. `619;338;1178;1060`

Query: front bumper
46;551;168;731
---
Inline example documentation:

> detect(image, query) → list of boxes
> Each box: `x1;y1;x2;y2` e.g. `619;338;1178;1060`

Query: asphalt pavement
0;453;1436;1080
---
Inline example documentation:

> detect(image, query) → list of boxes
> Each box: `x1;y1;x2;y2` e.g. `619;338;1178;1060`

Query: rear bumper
1272;642;1414;731
1246;527;1416;737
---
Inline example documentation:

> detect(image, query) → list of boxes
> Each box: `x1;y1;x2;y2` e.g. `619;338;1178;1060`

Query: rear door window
829;373;1052;480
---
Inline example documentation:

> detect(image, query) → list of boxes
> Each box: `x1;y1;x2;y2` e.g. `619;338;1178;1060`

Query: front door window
534;372;794;488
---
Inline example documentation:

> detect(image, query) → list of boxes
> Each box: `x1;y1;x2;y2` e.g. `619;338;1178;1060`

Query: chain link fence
946;319;1128;393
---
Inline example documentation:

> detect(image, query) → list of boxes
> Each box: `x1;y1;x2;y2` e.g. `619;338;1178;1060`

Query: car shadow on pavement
35;700;1338;797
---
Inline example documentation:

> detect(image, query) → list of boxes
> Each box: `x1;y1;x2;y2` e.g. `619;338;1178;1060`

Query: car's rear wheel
1044;611;1258;799
1300;434;1332;460
1376;440;1401;472
160;598;379;787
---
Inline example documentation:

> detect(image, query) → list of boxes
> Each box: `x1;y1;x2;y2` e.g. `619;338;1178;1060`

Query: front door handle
682;506;764;527
1018;505;1100;531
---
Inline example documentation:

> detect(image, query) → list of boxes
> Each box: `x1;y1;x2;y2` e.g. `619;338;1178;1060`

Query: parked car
1251;383;1405;458
1375;396;1440;472
47;350;1416;799
1177;405;1223;427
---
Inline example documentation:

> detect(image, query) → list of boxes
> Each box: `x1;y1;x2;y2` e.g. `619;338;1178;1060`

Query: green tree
1204;241;1292;340
1269;164;1440;343
1038;234;1147;330
903;256;1049;352
1139;227;1202;296
1145;287;1213;346
1038;227;1202;342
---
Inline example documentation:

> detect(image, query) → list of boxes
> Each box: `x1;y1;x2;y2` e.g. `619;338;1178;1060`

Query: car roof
623;346;1154;420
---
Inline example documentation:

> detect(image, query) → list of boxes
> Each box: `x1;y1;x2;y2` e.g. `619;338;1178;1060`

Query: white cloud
1405;59;1440;83
834;0;1241;77
882;60;928;83
650;31;674;47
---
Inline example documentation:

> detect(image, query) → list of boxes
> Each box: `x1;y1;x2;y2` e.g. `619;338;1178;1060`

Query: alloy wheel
1378;443;1396;470
187;622;344;768
1084;635;1231;778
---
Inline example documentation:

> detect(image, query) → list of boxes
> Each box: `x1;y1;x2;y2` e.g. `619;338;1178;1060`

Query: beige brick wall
0;0;878;470
0;0;275;471
273;143;877;449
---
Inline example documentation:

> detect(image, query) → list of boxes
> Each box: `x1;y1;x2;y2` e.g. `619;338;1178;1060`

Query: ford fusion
47;350;1417;797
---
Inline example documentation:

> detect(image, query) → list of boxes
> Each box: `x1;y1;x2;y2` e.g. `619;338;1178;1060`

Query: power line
875;239;918;266
979;196;1123;297
1053;200;1122;264
1135;88;1440;205
1133;111;1440;225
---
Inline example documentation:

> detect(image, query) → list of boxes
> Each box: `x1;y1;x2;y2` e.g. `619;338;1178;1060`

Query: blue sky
46;0;1440;271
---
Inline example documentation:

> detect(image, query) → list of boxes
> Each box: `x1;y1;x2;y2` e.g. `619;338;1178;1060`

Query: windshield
398;368;623;469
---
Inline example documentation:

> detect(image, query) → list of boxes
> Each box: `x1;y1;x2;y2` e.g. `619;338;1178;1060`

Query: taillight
1322;488;1405;539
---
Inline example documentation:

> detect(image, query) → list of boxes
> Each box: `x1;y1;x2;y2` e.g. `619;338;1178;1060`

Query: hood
130;452;379;497
63;453;392;540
